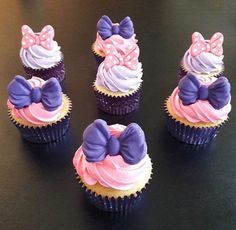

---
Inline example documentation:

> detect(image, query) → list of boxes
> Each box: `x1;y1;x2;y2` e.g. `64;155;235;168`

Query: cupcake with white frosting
93;40;143;115
20;25;65;82
179;32;224;80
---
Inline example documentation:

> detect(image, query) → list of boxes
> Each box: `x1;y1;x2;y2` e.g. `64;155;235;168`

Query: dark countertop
1;1;236;229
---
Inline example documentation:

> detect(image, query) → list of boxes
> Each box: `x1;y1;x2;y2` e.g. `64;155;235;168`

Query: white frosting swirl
20;41;62;69
95;61;143;93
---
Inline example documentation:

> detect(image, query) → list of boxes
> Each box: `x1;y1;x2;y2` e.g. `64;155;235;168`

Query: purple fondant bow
82;119;147;165
7;75;62;111
178;74;230;109
97;15;134;40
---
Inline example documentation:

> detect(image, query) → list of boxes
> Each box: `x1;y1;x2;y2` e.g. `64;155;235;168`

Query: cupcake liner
93;86;141;115
8;96;72;144
179;61;224;81
91;44;105;67
23;58;65;82
76;175;146;212
164;102;226;145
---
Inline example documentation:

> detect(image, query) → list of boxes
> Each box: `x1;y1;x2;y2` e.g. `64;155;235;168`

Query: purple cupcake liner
23;58;65;82
12;114;70;144
84;189;144;212
94;87;141;115
93;53;105;67
165;110;224;145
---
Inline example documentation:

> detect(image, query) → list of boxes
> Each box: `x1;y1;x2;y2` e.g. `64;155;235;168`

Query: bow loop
178;74;230;109
97;15;134;40
82;119;147;164
7;76;62;111
190;32;224;57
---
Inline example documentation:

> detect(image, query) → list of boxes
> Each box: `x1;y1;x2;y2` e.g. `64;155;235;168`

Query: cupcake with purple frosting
73;119;152;212
93;39;143;115
92;15;138;66
179;32;224;80
165;73;231;145
20;25;65;82
7;76;71;143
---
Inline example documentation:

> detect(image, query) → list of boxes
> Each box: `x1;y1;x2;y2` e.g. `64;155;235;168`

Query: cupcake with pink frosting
92;15;138;66
73;119;152;212
165;73;231;145
93;38;143;115
179;32;224;80
20;25;65;82
7;76;72;143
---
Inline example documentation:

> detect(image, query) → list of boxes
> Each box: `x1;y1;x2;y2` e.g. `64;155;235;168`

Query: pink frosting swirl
73;124;151;190
7;77;64;126
94;33;138;55
169;76;231;123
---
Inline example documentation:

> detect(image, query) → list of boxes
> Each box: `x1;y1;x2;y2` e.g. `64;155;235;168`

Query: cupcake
165;73;231;145
92;15;137;66
7;76;72;143
93;40;143;115
179;32;224;80
73;119;152;212
20;25;65;82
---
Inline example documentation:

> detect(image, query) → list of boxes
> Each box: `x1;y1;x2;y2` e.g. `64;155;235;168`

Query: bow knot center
206;43;211;52
112;25;119;35
34;35;41;45
107;136;120;156
198;85;208;100
31;87;42;103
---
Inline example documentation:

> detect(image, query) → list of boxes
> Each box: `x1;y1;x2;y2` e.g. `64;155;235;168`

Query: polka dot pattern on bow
21;25;55;50
190;32;224;57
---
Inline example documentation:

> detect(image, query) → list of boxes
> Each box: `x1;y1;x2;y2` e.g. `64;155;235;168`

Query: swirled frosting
94;33;138;55
169;76;231;123
73;124;152;190
7;77;67;126
20;41;62;69
95;61;143;92
183;49;224;74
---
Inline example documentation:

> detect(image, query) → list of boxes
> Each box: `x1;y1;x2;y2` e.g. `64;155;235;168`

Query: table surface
1;1;236;229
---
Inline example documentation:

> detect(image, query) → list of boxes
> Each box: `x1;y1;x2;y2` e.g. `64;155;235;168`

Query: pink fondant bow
190;32;224;57
21;25;55;50
104;45;139;70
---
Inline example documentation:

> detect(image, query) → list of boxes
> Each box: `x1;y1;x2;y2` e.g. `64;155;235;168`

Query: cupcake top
95;39;143;93
182;32;224;74
73;119;151;191
20;25;63;69
169;73;231;123
93;15;138;56
7;76;69;126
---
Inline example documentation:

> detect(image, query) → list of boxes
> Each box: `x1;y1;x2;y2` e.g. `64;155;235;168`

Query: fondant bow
21;25;55;50
178;74;230;109
190;32;224;57
7;76;62;111
82;119;147;165
97;15;134;40
104;45;139;70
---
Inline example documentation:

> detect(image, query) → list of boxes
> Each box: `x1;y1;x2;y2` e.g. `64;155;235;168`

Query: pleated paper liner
179;61;224;81
74;167;152;212
8;95;72;144
93;83;142;116
91;43;105;67
23;57;65;82
164;99;227;145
